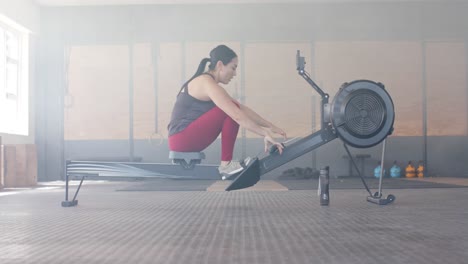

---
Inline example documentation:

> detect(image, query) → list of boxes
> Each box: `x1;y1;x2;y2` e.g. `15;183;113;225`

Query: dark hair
207;44;237;71
180;45;237;90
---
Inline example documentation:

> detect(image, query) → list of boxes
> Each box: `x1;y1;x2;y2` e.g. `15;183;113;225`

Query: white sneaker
219;157;252;180
243;157;252;167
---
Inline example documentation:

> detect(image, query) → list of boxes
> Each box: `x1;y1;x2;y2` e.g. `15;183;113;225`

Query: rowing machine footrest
169;151;205;170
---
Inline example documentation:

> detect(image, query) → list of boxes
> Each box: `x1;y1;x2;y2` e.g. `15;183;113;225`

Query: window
0;16;29;135
6;30;19;99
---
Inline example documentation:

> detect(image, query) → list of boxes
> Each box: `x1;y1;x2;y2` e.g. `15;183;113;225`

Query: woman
168;45;286;177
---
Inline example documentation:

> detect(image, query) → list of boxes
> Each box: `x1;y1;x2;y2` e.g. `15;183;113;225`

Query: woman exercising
168;45;286;177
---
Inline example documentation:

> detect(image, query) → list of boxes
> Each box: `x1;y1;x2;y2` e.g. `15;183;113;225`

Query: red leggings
168;106;239;161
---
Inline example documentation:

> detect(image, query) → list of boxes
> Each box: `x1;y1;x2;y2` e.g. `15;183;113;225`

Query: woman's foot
218;157;252;179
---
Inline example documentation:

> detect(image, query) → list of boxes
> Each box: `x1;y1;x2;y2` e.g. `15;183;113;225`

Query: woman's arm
205;81;284;153
206;83;268;137
239;103;272;128
237;101;287;139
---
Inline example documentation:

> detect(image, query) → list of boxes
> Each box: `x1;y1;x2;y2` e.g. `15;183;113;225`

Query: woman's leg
168;106;239;161
220;113;240;161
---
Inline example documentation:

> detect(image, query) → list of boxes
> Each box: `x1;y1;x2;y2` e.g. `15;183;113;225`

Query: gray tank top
167;73;216;136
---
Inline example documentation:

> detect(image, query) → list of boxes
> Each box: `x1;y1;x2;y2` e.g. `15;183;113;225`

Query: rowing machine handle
269;143;285;154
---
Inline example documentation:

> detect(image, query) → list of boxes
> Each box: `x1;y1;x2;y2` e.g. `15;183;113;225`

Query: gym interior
1;0;467;263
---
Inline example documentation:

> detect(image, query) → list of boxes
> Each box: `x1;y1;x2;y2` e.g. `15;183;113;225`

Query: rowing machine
227;50;396;205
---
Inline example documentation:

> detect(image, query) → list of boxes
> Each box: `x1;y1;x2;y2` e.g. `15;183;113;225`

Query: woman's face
218;57;238;84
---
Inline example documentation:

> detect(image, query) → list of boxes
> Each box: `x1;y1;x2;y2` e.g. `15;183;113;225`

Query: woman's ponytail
179;58;210;92
193;58;211;78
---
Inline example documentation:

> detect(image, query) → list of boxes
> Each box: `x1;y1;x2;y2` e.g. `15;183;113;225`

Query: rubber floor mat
116;179;216;191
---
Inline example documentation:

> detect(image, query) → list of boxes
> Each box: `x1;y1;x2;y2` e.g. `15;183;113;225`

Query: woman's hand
263;133;284;154
269;125;287;139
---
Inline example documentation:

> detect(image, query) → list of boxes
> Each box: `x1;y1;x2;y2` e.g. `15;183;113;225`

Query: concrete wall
37;2;468;181
0;0;40;34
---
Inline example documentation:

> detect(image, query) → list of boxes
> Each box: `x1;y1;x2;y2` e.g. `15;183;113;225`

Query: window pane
158;42;182;139
245;42;314;138
65;45;130;140
132;43;155;140
0;27;4;96
4;99;17;120
315;41;423;136
0;20;29;136
5;30;18;60
426;42;467;136
6;61;18;97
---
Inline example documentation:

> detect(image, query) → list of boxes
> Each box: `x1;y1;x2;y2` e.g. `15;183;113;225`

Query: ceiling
33;0;448;6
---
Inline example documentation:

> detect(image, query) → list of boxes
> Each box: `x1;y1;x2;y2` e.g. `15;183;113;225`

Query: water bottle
405;161;416;178
417;160;424;178
374;162;385;178
390;161;401;178
319;166;330;206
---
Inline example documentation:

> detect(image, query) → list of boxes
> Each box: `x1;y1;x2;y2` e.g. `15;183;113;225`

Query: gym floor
1;177;467;264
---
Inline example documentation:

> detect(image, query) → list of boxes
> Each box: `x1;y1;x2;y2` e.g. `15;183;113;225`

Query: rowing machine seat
169;151;205;170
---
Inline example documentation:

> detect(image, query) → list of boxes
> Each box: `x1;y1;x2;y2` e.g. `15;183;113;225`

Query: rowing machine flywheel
330;80;395;148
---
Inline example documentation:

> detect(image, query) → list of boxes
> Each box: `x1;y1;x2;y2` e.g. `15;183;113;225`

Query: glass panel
315;41;423;136
426;42;467;136
0;22;28;136
158;42;183;139
244;42;314;138
5;30;18;61
64;45;129;140
4;99;17;120
0;27;5;97
132;43;155;140
6;61;18;96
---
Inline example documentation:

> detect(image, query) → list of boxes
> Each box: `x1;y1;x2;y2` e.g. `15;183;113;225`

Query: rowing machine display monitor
227;50;396;205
